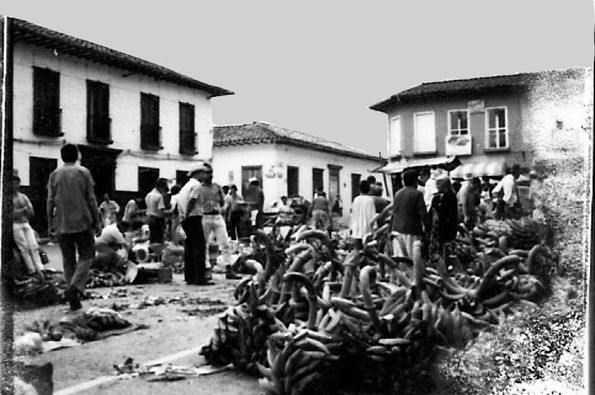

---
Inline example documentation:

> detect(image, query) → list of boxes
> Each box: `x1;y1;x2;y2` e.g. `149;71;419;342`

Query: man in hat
194;163;241;280
493;163;522;219
177;163;211;285
48;144;101;311
244;177;265;228
145;178;169;244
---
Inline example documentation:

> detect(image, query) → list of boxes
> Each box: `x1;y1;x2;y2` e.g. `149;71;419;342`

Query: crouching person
93;221;130;274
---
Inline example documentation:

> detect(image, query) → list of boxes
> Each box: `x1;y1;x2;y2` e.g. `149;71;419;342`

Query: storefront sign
445;134;472;156
468;100;485;113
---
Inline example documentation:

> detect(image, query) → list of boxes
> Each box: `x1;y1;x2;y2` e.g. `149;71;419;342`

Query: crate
135;264;172;284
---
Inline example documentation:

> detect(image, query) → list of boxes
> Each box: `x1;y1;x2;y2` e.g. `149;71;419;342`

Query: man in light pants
195;163;241;280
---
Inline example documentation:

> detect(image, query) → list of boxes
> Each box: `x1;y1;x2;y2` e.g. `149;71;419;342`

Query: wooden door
312;168;323;197
351;173;361;201
241;166;262;198
287;166;299;197
138;167;160;197
328;167;340;204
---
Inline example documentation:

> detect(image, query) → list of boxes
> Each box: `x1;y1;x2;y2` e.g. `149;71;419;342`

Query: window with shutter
140;93;161;150
87;80;111;143
33;67;61;136
179;102;196;155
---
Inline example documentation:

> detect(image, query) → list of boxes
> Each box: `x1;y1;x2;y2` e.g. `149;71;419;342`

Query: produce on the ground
201;218;555;394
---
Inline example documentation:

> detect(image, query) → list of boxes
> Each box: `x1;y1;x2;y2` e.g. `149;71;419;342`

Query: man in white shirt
351;180;376;250
492;163;521;220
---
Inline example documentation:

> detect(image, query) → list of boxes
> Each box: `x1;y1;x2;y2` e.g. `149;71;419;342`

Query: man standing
391;169;427;258
145;178;169;244
99;193;120;227
493;163;522;220
457;174;480;228
225;184;244;240
351;180;376;250
244;178;265;229
177;163;210;285
48;144;101;311
310;191;331;232
195;164;241;280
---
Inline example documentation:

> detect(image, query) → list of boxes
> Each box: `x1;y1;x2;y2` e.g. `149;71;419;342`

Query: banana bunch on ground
87;269;127;288
258;271;341;395
201;219;553;394
472;218;541;250
82;307;131;331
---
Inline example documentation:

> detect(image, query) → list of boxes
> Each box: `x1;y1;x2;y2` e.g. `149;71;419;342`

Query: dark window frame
86;80;112;144
179;102;197;155
287;166;299;198
140;92;162;151
32;66;62;137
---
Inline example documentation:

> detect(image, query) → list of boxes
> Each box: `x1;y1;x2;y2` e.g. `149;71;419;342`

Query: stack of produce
87;269;127;288
472;218;542;250
201;217;553;394
59;307;132;341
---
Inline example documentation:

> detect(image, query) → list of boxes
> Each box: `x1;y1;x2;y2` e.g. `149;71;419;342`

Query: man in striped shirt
195;164;241;280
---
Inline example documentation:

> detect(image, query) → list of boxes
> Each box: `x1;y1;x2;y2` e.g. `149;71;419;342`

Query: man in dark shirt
391;169;426;258
244;178;265;228
48;144;101;311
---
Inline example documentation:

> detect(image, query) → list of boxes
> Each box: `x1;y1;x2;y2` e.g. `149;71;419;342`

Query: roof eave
10;17;234;97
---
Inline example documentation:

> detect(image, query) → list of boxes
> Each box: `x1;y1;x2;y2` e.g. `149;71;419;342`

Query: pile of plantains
200;217;556;394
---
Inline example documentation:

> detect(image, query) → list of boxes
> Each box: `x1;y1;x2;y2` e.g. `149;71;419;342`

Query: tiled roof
8;17;234;97
214;122;382;162
369;68;585;112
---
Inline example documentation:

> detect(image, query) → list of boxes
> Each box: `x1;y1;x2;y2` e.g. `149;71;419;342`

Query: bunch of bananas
472;218;541;250
201;221;552;394
87;269;126;288
82;307;131;331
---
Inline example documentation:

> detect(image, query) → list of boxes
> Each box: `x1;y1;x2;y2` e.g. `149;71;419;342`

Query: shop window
448;110;469;136
485;107;508;149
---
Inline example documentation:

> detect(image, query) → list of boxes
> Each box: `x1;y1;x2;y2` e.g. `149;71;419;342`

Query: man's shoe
225;266;242;280
195;279;215;286
64;286;82;311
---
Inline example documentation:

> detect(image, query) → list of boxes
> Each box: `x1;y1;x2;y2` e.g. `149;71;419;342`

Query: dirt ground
13;244;262;394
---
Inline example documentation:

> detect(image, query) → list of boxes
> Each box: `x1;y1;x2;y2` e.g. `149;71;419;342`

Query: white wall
13;41;215;190
212;143;383;218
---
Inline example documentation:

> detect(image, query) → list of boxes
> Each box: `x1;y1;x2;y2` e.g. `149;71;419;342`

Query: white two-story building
5;17;233;234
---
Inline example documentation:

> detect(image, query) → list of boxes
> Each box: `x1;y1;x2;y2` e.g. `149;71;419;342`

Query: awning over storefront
449;160;506;179
374;156;461;174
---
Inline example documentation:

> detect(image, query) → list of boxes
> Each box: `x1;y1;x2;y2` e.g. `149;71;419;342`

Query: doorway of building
138;167;160;197
328;165;341;205
241;166;262;198
287;166;299;198
351;173;361;201
78;145;121;201
28;156;58;236
312;168;323;197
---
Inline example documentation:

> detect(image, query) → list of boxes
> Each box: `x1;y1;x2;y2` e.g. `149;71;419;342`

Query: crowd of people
13;142;532;314
349;164;527;263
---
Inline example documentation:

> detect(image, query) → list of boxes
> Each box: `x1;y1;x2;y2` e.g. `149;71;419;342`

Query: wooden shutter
33;67;60;136
87;80;110;142
141;93;160;150
179;102;196;155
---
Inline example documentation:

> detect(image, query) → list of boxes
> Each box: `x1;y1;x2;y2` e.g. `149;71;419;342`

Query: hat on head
463;172;474;181
249;177;259;183
188;162;210;176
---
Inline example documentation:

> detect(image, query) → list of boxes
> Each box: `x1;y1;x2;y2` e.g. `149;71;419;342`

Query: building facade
7;18;233;233
369;68;590;179
212;122;384;218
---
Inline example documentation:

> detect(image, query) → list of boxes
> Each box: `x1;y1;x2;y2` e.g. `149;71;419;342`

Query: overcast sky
3;1;593;156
